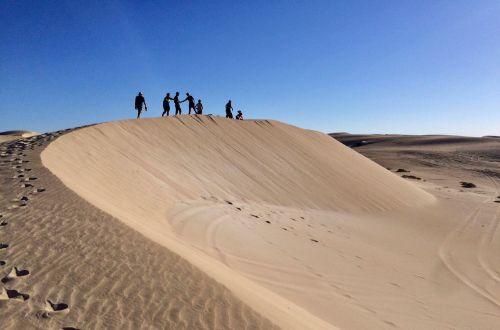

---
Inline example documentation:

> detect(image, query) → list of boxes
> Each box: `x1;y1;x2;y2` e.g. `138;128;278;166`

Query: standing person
225;100;233;119
181;92;196;114
236;110;244;120
173;92;182;115
135;92;147;118
162;93;172;117
195;99;203;114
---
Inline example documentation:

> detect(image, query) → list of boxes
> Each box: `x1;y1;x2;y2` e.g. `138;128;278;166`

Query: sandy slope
333;133;500;327
2;118;498;329
40;116;483;330
0;130;277;330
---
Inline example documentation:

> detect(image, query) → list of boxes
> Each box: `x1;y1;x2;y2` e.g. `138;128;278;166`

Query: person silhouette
195;99;203;114
135;92;147;118
225;100;233;119
181;92;196;114
162;93;172;117
236;110;243;120
173;92;182;115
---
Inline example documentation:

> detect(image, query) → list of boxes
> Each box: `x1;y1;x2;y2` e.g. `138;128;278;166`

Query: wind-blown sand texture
0;129;278;329
2;118;500;329
39;115;499;329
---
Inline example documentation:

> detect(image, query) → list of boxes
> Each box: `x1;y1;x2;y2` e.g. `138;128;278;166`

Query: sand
2;118;500;329
0;129;277;330
0;131;39;144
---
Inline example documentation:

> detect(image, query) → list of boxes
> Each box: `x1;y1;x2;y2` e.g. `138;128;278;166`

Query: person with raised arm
173;92;182;115
181;92;196;114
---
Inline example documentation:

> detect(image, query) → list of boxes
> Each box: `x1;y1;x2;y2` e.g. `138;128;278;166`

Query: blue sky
1;1;499;136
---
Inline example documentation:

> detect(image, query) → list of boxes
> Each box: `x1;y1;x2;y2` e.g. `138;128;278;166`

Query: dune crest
42;116;434;329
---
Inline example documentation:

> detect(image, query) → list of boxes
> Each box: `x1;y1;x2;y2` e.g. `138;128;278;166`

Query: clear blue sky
1;1;499;136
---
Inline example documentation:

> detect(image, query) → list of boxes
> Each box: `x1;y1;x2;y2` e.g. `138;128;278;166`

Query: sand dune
0;131;39;143
1;130;277;330
39;116;457;329
3;118;499;329
333;132;500;326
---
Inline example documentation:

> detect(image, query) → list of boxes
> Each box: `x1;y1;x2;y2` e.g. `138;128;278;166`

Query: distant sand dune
0;130;39;143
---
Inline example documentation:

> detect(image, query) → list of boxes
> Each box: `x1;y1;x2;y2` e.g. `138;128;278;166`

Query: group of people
134;92;244;120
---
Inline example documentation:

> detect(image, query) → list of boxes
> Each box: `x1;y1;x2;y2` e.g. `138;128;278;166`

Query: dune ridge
41;116;436;329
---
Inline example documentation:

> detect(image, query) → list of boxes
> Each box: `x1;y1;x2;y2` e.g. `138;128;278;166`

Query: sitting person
195;99;203;114
235;110;244;120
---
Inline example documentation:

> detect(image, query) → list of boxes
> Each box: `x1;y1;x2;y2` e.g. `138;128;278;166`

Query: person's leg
137;109;141;118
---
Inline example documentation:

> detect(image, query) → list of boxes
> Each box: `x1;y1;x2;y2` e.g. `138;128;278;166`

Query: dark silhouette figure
181;92;196;114
173;92;182;115
236;110;243;120
162;93;172;117
225;100;233;119
135;92;147;118
195;99;203;114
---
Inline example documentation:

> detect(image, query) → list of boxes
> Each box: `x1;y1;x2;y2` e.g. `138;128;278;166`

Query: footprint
225;201;233;205
0;286;30;301
251;214;259;218
265;220;271;224
21;183;34;188
38;300;70;318
0;261;5;266
34;188;46;193
0;243;8;249
2;267;30;283
24;177;37;181
0;221;7;227
310;239;319;243
8;203;27;209
62;328;81;330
